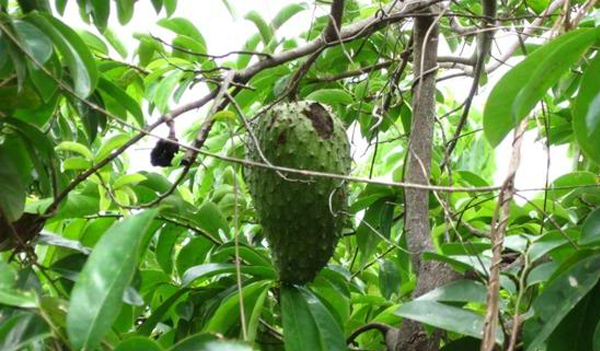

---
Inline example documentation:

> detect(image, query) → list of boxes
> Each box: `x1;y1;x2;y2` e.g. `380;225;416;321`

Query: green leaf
164;0;177;17
513;29;599;122
206;280;271;341
89;0;110;32
26;14;98;98
182;263;275;286
66;210;158;351
396;300;504;344
281;285;346;351
63;156;92;170
98;77;144;126
544;282;600;351
379;259;401;299
0;313;51;351
0;141;27;221
77;29;109;55
115;336;164;351
484;29;599;146
56;141;93;160
95;133;132;161
168;334;253;351
155;71;183;114
114;173;147;189
171;35;206;62
175;237;212;277
156;224;186;274
12;20;53;65
306;89;354;106
191;201;229;238
272;3;308;29
0;289;37;308
104;28;128;58
417;280;487;304
244;10;274;45
116;0;135;25
573;52;600;164
157;17;205;48
524;254;600;351
580;207;600;246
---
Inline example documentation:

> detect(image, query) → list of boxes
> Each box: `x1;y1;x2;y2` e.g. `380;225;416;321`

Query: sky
57;0;573;197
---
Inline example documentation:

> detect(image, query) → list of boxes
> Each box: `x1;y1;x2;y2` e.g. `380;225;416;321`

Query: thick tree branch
287;0;345;99
393;8;456;351
324;0;346;42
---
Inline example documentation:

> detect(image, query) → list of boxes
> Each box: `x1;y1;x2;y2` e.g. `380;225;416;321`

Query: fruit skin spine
245;101;351;285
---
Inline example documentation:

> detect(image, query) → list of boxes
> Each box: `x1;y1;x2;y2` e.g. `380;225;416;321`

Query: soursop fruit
244;101;351;284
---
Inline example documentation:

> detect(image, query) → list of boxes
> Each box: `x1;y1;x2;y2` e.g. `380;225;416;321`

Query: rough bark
391;12;459;351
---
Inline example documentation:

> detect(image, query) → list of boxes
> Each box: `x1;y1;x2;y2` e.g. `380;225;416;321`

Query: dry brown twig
481;118;528;351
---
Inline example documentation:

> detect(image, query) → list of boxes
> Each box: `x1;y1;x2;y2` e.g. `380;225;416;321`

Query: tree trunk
391;12;458;351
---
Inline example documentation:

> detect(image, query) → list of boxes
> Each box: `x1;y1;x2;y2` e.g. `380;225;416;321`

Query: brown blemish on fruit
302;103;333;139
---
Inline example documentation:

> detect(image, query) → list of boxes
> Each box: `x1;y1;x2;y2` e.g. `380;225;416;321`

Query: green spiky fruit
245;101;351;284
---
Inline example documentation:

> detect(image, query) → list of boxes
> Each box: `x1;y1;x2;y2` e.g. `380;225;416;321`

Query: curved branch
347;323;393;345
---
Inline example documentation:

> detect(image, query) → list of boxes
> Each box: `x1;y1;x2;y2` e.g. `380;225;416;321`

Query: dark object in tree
244;101;351;285
0;213;46;252
150;139;179;167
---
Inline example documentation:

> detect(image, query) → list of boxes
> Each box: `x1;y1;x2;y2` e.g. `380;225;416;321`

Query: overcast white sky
58;0;573;196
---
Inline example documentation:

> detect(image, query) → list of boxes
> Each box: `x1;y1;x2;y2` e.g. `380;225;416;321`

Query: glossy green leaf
182;263;275;286
115;336;164;351
0;141;27;221
114;173;147;190
95;133;132;161
281;285;346;351
0;313;50;351
580;207;600;246
524;254;600;351
272;3;308;29
168;333;253;351
137;288;188;336
513;29;599;122
104;28;128;58
175;237;212;277
244;10;273;45
378;259;401;299
116;0;135;25
211;243;272;267
164;0;177;17
63;156;91;170
12;20;53;65
417;279;487;304
191;201;229;238
77;29;109;55
157;17;205;48
26;14;98;98
396;300;503;344
306;89;353;106
156;224;186;274
98;77;144;126
155;71;183;114
574;52;600;164
89;0;110;32
0;289;37;308
206;280;271;341
544;282;600;351
484;29;598;146
56;141;93;160
66;210;158;351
